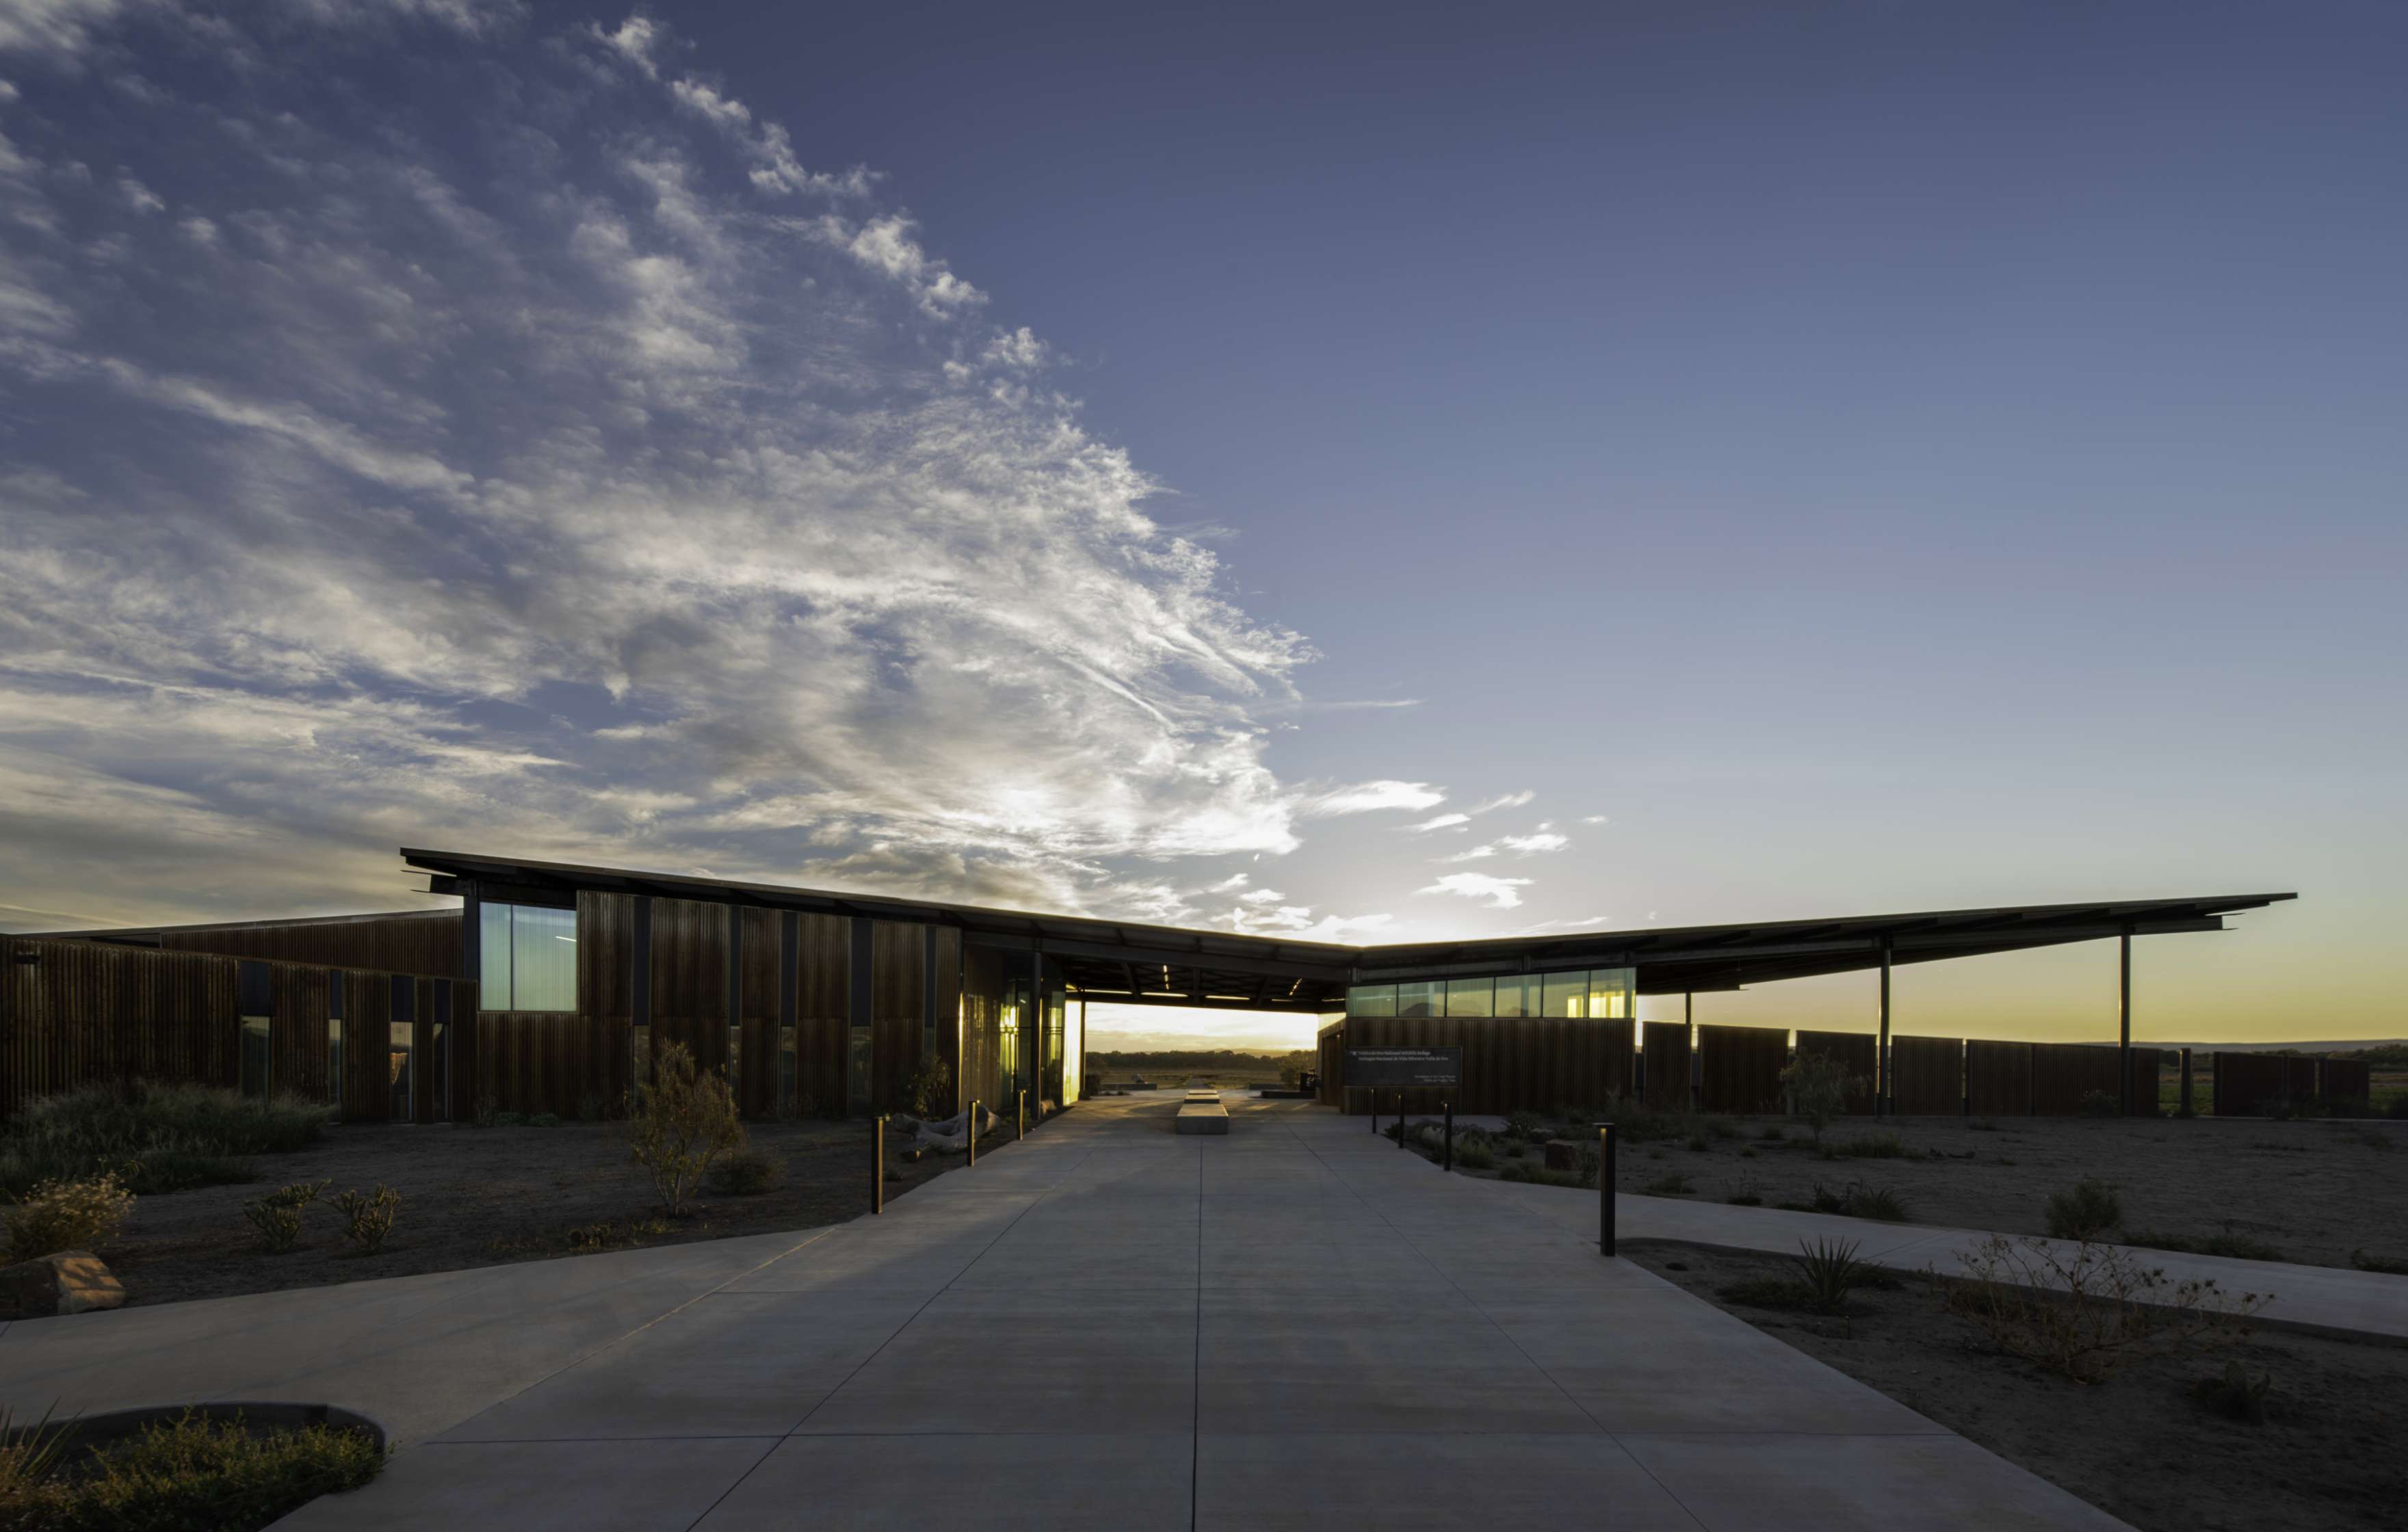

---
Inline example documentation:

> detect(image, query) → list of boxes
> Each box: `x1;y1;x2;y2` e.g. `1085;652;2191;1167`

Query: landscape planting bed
1625;1243;2408;1532
89;1116;1004;1308
1448;1111;2408;1272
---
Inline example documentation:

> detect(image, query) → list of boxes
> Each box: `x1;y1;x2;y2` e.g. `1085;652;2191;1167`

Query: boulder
1543;1139;1577;1172
0;1250;127;1319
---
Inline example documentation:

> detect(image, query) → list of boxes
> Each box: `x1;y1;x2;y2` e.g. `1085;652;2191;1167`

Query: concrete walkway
1;1097;2130;1529
1486;1175;2408;1345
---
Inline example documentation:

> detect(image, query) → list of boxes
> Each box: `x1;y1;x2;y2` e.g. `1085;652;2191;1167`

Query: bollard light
1594;1122;1617;1256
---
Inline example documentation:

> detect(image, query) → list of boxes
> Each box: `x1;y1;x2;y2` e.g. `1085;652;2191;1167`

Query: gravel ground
1625;1243;2408;1532
1467;1112;2408;1271
94;1115;1016;1307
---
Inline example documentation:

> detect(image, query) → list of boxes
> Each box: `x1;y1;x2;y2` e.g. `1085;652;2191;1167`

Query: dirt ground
95;1116;1010;1308
1476;1113;2408;1271
1624;1243;2408;1532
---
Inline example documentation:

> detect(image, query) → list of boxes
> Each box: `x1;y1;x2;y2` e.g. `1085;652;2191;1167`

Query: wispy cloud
1466;790;1534;814
1416;873;1534;910
1497;830;1568;855
1298;780;1446;818
1400;813;1471;834
0;7;1359;927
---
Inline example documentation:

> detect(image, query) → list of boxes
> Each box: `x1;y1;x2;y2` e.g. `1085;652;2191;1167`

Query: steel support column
1876;939;1893;1117
2119;925;2133;1115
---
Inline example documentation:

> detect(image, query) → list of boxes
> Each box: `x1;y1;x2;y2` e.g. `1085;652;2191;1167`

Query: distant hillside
1090;1048;1315;1081
2166;1041;2408;1062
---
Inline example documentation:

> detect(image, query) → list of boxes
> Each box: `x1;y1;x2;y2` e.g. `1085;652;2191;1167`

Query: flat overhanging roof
402;847;2294;1012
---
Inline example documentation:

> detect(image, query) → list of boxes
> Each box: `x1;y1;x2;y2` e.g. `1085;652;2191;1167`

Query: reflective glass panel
240;1016;270;1100
1541;971;1591;1017
1348;984;1396;1017
1395;981;1441;1018
479;903;512;1003
509;904;577;1012
1587;967;1636;1020
1445;977;1494;1018
1494;974;1541;1018
389;1020;413;1122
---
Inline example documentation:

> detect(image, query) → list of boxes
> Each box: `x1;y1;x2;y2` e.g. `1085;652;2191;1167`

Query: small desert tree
629;1042;744;1217
906;1055;954;1120
1781;1053;1860;1146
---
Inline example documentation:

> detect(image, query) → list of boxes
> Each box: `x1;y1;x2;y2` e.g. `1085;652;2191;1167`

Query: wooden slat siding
735;907;780;1118
573;890;633;1117
269;966;331;1104
647;897;730;1081
2125;1048;2159;1116
931;928;963;1113
1888;1036;1963;1115
160;911;462;977
1599;1018;1635;1103
795;912;850;1117
410;978;432;1123
870;921;924;1114
2320;1057;2370;1103
475;1012;614;1118
1641;1022;1690;1111
2210;1052;2303;1116
1963;1040;2032;1117
2029;1043;2124;1115
343;972;391;1121
445;980;477;1123
0;938;241;1118
1697;1025;1787;1114
1794;1031;1879;1113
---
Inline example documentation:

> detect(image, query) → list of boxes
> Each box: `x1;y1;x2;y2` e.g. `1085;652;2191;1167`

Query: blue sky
1;2;2400;1050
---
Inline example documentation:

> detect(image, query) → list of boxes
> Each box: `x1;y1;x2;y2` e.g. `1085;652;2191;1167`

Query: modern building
2;846;2294;1122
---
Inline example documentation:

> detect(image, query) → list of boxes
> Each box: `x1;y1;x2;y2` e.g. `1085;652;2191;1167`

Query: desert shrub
331;1185;402;1255
1756;1124;1786;1142
627;1043;745;1218
705;1148;781;1196
2078;1089;2119;1118
0;1083;328;1198
526;1113;560;1128
1684;1133;1710;1152
1736;1145;1757;1160
1809;1180;1908;1221
2043;1176;2123;1240
1780;1055;1859;1144
2193;1360;2272;1425
492;1111;526;1128
1504;1109;1546;1140
1454;1137;1495;1171
2349;1249;2408;1275
1940;1234;2268;1384
1707;1118;1740;1140
240;1180;329;1254
1849;1185;1909;1221
906;1055;954;1120
1725;1178;1763;1206
21;1408;382;1531
2123;1228;2283;1263
5;1171;135;1260
1641;1173;1692;1196
1967;1118;1999;1132
472;1094;500;1128
1825;1133;1903;1160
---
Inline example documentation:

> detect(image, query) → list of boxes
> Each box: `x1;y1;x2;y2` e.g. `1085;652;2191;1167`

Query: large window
1352;966;1636;1020
479;902;576;1012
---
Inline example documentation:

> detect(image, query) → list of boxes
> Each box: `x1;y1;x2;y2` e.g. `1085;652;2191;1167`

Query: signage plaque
1343;1045;1463;1089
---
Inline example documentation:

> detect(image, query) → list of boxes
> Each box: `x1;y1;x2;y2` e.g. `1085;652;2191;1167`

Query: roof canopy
402;847;2292;1014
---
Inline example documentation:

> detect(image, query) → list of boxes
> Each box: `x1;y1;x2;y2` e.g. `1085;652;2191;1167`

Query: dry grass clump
1939;1233;2268;1384
0;1408;382;1530
5;1172;135;1261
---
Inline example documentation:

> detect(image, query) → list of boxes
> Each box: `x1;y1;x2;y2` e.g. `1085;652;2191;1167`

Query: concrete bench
1175;1098;1230;1135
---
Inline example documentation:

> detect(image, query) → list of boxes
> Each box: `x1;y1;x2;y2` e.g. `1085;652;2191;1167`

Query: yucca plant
1789;1237;1872;1316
